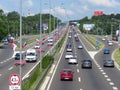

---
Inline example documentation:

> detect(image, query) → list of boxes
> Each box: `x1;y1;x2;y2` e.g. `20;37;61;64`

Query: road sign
96;40;100;45
9;74;20;85
9;85;20;90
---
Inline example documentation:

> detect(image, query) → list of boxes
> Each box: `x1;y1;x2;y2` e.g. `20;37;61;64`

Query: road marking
102;72;106;75
109;82;114;85
8;66;13;70
80;89;83;90
77;69;79;73
112;87;118;90
0;74;2;76
100;69;104;72
98;67;102;70
78;77;81;82
104;75;108;78
107;78;111;81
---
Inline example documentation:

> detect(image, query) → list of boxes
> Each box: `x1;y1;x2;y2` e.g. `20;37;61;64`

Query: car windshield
15;53;20;56
27;53;35;56
63;70;72;74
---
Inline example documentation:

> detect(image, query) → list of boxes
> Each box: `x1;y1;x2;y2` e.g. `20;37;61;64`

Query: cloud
87;0;120;7
25;0;33;8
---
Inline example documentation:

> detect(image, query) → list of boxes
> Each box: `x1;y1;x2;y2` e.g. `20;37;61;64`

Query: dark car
103;59;114;67
81;59;92;68
103;48;110;54
15;53;23;60
60;69;73;81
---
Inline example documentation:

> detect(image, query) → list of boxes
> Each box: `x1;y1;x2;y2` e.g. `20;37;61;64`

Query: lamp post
19;0;22;89
39;0;42;71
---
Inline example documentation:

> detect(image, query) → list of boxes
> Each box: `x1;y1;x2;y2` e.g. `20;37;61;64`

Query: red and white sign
9;74;20;85
94;11;103;16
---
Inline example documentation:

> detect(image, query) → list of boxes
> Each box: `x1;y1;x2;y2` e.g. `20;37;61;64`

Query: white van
25;49;37;62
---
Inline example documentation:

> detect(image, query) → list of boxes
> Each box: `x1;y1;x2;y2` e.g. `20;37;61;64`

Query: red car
36;49;45;53
60;69;73;81
14;61;26;66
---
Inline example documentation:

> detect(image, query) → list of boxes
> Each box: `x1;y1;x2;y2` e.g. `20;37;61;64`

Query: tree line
0;9;61;40
70;13;120;35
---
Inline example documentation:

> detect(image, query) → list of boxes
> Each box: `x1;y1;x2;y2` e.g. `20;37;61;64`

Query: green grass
114;49;120;65
84;34;104;49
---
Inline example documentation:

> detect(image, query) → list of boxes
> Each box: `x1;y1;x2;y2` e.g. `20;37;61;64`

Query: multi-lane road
0;25;120;90
47;27;120;90
0;27;67;90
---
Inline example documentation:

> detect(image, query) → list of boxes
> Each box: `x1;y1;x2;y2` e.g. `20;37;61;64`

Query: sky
0;0;120;21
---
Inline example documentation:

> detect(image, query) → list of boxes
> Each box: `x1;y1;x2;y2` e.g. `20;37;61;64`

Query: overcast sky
0;0;120;21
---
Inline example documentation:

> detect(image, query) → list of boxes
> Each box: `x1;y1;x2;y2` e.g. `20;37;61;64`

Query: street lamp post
19;0;22;89
39;0;42;72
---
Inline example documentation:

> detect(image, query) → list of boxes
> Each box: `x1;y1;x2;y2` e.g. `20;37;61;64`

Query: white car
65;52;73;59
68;56;78;64
34;44;40;49
102;38;106;41
66;48;72;52
108;41;113;46
78;45;83;49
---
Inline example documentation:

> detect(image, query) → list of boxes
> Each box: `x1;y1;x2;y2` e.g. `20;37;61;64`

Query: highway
0;27;67;90
47;27;119;90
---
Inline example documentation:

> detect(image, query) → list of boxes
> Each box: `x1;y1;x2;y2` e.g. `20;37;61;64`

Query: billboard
94;11;103;16
83;24;95;31
42;23;48;30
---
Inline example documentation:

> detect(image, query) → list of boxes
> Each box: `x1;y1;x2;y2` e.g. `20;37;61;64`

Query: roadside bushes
22;55;54;90
42;55;54;69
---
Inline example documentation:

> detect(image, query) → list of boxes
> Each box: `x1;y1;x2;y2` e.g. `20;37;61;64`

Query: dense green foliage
0;9;61;40
70;14;120;35
42;55;54;69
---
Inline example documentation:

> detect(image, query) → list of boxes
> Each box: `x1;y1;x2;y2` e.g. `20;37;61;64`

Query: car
68;56;78;64
75;37;79;41
103;59;114;67
15;53;23;60
14;60;26;66
2;38;9;45
103;48;110;54
66;47;72;52
102;38;106;41
60;69;73;81
3;40;9;45
81;59;92;68
66;43;72;48
108;41;113;46
78;44;83;49
65;52;73;59
47;41;53;46
34;44;40;49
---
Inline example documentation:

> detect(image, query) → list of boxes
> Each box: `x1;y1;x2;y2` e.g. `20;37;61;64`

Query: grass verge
114;49;120;65
84;34;104;49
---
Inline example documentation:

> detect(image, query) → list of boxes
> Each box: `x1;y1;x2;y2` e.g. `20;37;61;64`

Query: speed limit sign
9;74;20;85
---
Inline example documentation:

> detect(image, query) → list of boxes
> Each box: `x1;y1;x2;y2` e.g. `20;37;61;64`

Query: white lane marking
78;77;81;82
0;74;2;76
80;89;83;90
98;67;102;70
107;78;111;81
104;75;108;78
8;66;13;70
100;69;104;72
77;69;79;73
109;82;114;85
112;87;118;90
102;72;106;75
